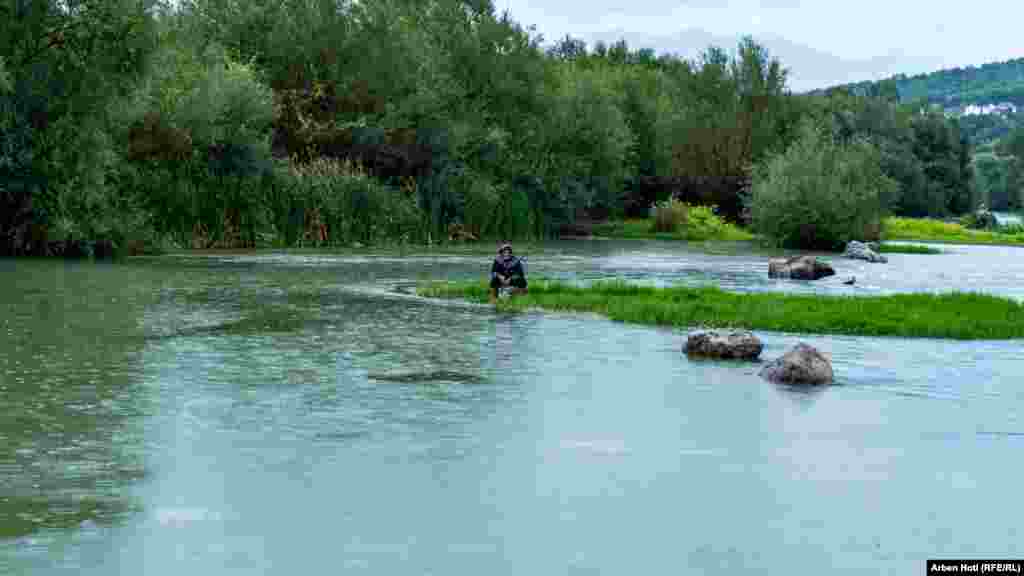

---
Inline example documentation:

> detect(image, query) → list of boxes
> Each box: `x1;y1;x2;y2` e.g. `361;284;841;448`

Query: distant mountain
833;58;1024;110
582;28;948;93
830;58;1024;145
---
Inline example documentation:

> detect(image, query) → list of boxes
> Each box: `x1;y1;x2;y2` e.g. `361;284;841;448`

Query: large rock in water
843;240;887;263
759;343;833;385
684;330;763;360
768;256;835;280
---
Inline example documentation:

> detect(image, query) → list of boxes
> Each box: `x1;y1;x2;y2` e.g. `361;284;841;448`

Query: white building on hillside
961;102;1018;116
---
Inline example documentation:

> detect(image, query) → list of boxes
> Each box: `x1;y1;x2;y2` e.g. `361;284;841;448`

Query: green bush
452;169;502;239
0;0;157;256
749;120;897;250
651;198;689;233
684;204;729;241
0;57;10;93
271;158;422;246
117;43;277;246
545;65;632;218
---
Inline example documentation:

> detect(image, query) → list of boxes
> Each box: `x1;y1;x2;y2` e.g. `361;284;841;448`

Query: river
2;240;1022;574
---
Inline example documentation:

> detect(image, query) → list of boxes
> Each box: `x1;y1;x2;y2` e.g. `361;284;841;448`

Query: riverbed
2;240;1022;574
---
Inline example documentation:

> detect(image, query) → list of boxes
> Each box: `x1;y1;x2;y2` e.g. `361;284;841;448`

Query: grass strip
418;279;1024;340
876;243;942;254
883;217;1024;246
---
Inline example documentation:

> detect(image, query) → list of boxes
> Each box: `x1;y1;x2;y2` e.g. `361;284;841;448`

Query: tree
548;35;587;61
1001;127;1024;210
0;0;159;255
750;119;897;250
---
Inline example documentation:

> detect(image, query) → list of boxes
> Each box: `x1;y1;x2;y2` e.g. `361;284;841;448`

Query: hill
830;58;1024;145
835;57;1024;108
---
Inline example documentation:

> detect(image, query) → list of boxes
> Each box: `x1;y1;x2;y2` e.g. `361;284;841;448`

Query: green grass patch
876;243;942;254
883;217;1024;246
418;279;1024;340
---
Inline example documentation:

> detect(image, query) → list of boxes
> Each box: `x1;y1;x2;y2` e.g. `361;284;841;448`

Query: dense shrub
651;198;688;233
684;204;731;241
116;43;276;247
270;158;422;246
749;120;897;250
0;0;157;256
0;57;9;92
448;168;506;240
544;65;632;219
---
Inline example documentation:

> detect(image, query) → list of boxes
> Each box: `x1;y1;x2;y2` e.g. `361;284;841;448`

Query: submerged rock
759;343;833;385
768;256;835;280
843;240;887;263
684;330;763;360
368;370;482;384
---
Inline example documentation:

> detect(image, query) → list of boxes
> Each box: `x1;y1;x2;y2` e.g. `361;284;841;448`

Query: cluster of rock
684;330;833;385
767;241;888;284
842;240;887;263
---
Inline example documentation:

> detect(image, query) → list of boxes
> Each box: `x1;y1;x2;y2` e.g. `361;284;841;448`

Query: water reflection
0;261;151;543
772;382;829;409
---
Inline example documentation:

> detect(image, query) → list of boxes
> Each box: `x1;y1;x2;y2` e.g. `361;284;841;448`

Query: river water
2;240;1023;575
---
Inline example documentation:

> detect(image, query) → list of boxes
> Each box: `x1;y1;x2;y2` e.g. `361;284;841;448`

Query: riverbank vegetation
748;120;896;250
882;217;1024;245
590;203;753;241
3;0;1022;256
419;280;1024;340
876;243;942;254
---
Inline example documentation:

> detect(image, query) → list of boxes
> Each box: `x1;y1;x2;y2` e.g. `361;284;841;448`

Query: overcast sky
498;0;1024;91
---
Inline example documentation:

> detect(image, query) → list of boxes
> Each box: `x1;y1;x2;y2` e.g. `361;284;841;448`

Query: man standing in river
490;242;527;303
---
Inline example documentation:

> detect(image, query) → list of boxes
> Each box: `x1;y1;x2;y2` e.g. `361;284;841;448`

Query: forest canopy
1;0;1015;255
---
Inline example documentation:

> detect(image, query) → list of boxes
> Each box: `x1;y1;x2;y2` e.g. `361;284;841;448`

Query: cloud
504;0;1024;89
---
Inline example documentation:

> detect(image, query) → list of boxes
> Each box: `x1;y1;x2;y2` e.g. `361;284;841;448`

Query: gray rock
768;256;835;280
843;240;887;263
684;330;764;360
759;343;834;385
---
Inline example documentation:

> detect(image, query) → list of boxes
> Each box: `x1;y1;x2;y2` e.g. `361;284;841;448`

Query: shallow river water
2;240;1023;575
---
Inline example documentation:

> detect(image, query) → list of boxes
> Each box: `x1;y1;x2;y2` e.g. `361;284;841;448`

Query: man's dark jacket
491;256;525;282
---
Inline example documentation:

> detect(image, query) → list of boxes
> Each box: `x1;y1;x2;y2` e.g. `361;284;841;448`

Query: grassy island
418;279;1024;340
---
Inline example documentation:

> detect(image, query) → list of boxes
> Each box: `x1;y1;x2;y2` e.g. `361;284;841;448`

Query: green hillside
835;58;1024;108
826;58;1024;146
894;59;1024;108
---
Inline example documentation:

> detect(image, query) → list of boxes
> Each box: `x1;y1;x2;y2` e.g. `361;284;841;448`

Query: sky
498;0;1024;91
